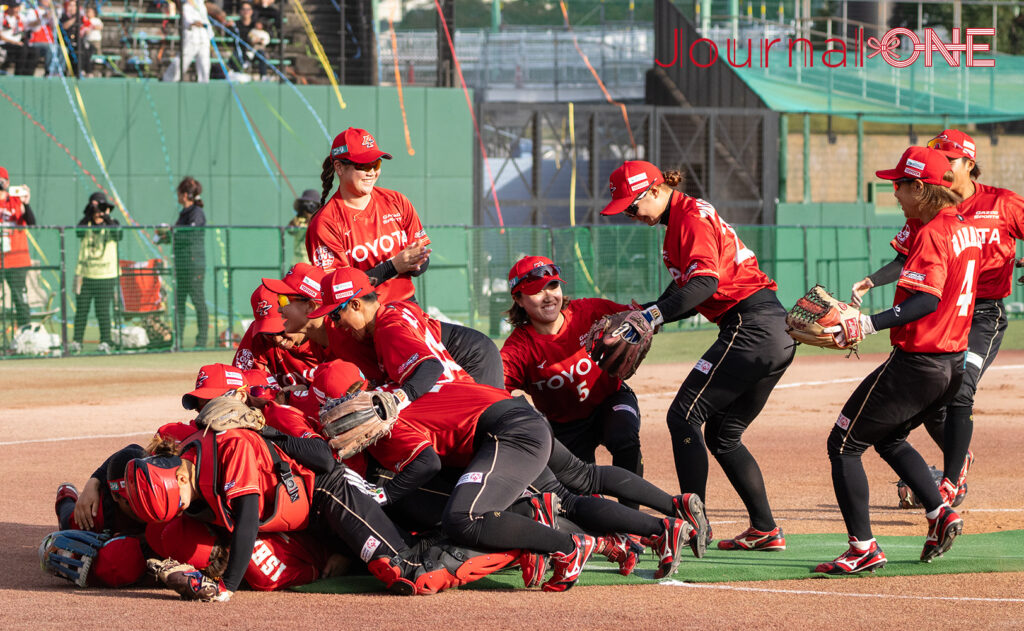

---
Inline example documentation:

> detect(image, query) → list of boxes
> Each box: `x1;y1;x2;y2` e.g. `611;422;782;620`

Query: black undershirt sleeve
868;291;939;331
265;431;335;475
365;259;397;286
399;359;445;402
381;447;442;505
221;494;260;592
643;276;719;324
867;254;907;287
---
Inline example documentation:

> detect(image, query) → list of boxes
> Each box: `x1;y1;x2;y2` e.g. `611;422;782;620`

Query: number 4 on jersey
956;260;976;316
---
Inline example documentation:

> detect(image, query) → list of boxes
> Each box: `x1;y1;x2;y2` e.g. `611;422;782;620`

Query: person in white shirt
161;0;211;82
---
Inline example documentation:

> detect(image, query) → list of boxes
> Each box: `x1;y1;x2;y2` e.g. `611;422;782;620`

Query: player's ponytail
661;170;684;188
320;157;335;207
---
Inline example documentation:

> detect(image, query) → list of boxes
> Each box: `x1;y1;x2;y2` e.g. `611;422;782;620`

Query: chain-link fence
3;223;1023;357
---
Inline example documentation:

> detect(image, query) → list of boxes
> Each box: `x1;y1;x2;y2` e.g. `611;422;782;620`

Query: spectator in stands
0;166;37;328
24;0;59;76
2;0;41;76
247;18;267;78
82;4;101;53
59;0;83;74
72;192;121;354
228;0;253;72
253;0;278;37
155;177;208;348
287;189;318;264
162;0;211;83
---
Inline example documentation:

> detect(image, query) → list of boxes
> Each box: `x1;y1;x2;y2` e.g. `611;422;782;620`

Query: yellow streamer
387;12;415;156
567;102;602;296
289;0;347;110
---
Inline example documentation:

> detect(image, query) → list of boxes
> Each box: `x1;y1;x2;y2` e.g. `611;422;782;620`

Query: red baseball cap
329;127;393;164
876;146;953;187
309;267;376;318
928;129;977;160
155;422;199;446
243;368;278;389
0;167;8;180
90;536;146;587
149;516;219;569
262;263;325;302
311;360;366;405
600;160;665;216
182;363;248;410
508;255;563;295
125;455;183;523
250;285;286;335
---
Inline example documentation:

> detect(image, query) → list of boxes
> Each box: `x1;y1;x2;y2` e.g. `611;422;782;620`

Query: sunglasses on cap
327;289;364;322
510;264;561;293
927;137;971;158
624;182;655;217
277;294;309;308
341;158;382;172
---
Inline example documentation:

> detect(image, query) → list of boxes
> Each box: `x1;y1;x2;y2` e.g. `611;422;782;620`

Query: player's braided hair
506;295;571;329
320;157;336;207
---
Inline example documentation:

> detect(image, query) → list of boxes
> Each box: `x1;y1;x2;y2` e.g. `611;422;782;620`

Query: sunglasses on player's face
341;158;382;172
327;289;364;322
277;294;308;307
624;183;655;217
509;264;560;294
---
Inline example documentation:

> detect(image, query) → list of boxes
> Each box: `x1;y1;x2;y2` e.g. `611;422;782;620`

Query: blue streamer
141;81;179;195
208;16;330;139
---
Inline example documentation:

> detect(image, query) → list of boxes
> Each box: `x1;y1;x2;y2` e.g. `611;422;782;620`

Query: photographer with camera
71;192;122;354
0;165;36;328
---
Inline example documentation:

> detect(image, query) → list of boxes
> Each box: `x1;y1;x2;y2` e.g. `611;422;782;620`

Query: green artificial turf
293;529;1024;594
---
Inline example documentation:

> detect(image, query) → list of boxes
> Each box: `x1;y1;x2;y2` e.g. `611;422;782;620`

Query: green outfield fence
2;223;1024;357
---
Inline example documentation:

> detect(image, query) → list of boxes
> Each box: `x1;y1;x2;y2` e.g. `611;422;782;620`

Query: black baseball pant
666;291;794;531
440;322;505;389
827;348;964;541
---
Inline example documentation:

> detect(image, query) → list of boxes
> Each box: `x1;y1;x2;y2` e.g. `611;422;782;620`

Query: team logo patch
836;413;851;430
612;404;639;417
456;471;484;486
397;353;421;375
196;370;209;388
627;173;648;185
313;245;334;269
223;481;236;492
236;349;254;370
225;370;245;387
905;158;926;170
900;270;926;282
362;134;375;148
904;167;922;177
896;226;910;244
359;536;381;563
255;300;273;318
694;359;713;374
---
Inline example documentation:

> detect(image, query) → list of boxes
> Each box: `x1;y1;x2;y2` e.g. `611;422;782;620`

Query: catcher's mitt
896;465;943;509
195;394;266;433
583;310;654;380
39;530;111;587
147;557;229;602
319;390;400;459
785;285;865;350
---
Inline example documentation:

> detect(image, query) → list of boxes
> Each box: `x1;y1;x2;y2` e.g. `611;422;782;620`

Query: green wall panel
0;77;472;230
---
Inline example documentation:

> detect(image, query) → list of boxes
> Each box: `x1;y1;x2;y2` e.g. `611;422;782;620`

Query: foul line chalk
0;431;152;447
659;581;1024;602
638;363;1024;400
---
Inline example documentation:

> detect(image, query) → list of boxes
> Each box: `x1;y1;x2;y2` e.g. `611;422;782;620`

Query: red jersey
180;429;315;532
305;187;430;304
661;193;776;322
334;301;509;470
233;323;327;377
1;196;31;268
501;298;626;424
890;208;983;353
891;183;1024;300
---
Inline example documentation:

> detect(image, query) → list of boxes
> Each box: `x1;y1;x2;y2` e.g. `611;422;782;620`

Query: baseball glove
583;310;654;380
319;390;400;459
147;557;229;602
785;285;865;350
194;394;266;433
896;465;943;509
39;530;111;587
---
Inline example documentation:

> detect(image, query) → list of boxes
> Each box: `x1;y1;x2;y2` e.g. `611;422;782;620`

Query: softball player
306;127;504;389
501;256;645;497
233;284;327;383
851;130;1024;506
816;146;978;575
601;160;794;551
311;266;639;592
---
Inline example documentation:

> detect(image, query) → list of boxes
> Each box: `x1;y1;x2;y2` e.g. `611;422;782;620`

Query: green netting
4;222;1024;357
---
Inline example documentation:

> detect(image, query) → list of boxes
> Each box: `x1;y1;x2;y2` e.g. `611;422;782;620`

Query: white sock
850;538;874;552
925;505;946;520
